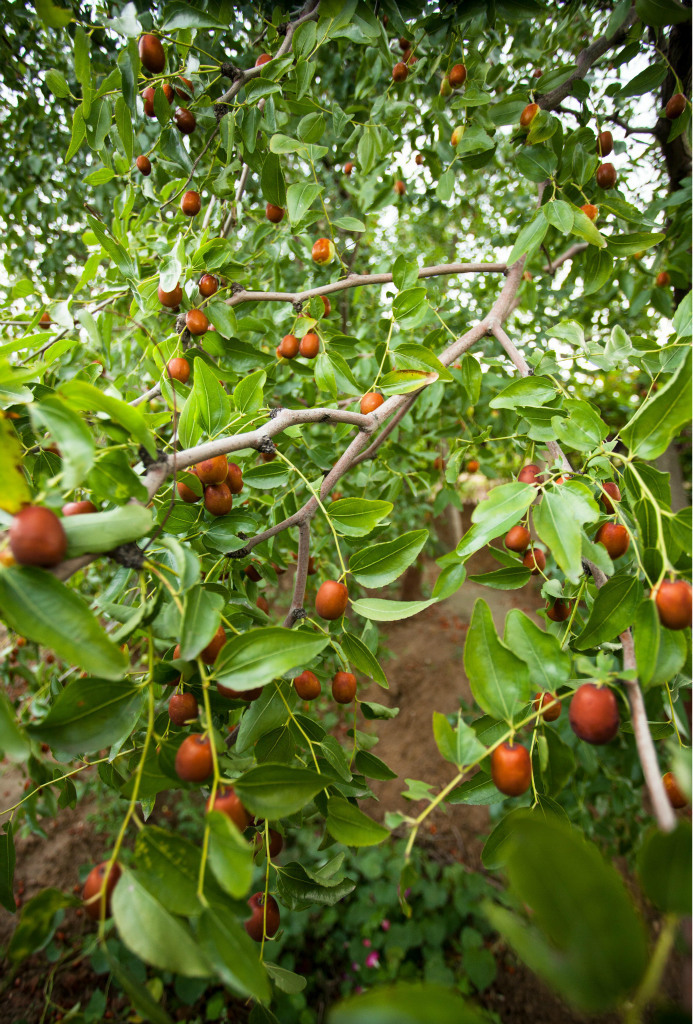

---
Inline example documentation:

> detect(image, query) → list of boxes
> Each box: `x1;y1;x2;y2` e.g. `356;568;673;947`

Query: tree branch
283;520;311;626
538;7;639;111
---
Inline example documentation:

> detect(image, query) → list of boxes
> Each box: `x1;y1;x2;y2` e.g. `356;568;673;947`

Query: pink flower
355;985;364;994
381;919;391;931
362;938;371;948
365;951;379;969
352;962;359;972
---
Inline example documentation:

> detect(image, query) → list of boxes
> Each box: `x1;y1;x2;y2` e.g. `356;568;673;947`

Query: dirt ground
0;503;690;1023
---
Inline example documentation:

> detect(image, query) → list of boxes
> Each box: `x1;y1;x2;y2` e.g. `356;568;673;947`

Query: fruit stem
196;662;219;905
373;317;395;390
274;681;321;773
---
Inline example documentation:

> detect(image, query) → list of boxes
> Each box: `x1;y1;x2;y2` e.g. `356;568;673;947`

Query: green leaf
216;628;329;690
350;597;438;622
490;375;557;410
582;248;613;296
333;216;366;232
618;63;668;97
354;749;396;780
329;982;488;1024
325;797;389;846
392;287;428;328
45;68;71;99
0;418;31;513
112;869;212;977
637;822;691;914
378;370;436;396
507;210;548;266
464;600;532;722
196;908;271;1002
36;0;72;30
516;146;558;183
62;505;152;559
574;575;643;650
234;370;266;414
349;530;427;587
26;678;142;755
0;568;128;680
193;359;232;435
180;586;224;661
134;827;203;917
483;817;648;1012
61;379;156;457
286;183;322;225
329;498;393;537
621;348;691;460
504;610;572;691
341;632;388;687
457;482;535;560
66;105;86;162
8;888;76;962
0;693;30;762
0;823;16;913
632;599;660;686
606;231;665;257
261;151;287;208
206;811;253;899
544;199;574;234
105;952;175;1024
233;764;326;818
635;0;691;25
467;566;531;590
533;489;598;582
30;396;94;490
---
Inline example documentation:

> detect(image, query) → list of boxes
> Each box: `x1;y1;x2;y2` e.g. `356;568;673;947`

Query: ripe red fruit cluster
266;203;285;223
167;357;190;384
168;692;198;726
360;392;384;414
332;671;357;704
569;684;619;744
535;691;561;721
181;191;201;216
600;480;621;513
82;861;122;920
449;64;467;88
518;463;543;485
315;580;349;620
652;580;691;630
278;334;299;359
208;786;249;830
245;892;280;941
294;670;321;700
596;162;617;189
175;734;213;781
62;500;97;516
9;507;67;567
158;282;182;308
523;548;546;574
491;742;531;796
595;522;629;559
505;525;531;553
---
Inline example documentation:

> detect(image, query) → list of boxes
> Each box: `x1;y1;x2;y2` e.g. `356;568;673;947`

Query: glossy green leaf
325;797;389;847
194;359;232;435
234;764;326;818
574;575;643;649
216;628;329;690
504;610;572;690
197;908;271;1002
351;597;438;621
533;488;598;582
457;483;535;560
632;599;660;686
180;585;224;661
134;827;203;917
287;183;322;224
467;566;531;589
0;568;128;680
112;869;212;977
341;631;388;687
26;678;142;755
349;530;427;587
275;859;355;910
329;498;393;537
30;396;94;489
464;600;532;722
206;811;254;899
621;348;691;460
0;823;16;913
